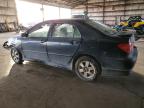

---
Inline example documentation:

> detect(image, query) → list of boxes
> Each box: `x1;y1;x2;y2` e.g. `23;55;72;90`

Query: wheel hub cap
12;49;19;62
78;61;97;79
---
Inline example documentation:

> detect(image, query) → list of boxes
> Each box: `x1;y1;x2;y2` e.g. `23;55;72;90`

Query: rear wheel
11;48;23;64
74;56;101;81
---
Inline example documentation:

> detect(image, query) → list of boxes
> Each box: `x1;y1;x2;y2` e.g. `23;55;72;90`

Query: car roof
27;18;87;33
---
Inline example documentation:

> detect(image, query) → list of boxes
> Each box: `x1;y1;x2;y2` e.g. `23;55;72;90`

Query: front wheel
74;56;101;81
11;48;23;64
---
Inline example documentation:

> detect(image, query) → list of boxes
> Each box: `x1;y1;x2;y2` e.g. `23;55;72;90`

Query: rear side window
52;23;81;39
74;26;81;38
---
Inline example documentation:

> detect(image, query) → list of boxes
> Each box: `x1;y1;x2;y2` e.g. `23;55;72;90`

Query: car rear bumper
102;47;138;76
125;47;138;69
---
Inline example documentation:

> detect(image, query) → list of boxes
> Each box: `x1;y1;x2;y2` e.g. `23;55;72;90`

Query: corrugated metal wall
0;0;17;32
0;0;143;27
0;0;17;23
72;0;144;26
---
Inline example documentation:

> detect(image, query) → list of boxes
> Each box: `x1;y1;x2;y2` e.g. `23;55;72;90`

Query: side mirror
21;32;28;37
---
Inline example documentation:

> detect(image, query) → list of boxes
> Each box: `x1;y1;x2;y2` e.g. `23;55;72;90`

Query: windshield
86;20;117;35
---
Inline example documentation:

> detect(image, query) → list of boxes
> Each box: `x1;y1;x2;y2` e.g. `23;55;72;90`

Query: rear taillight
117;42;133;54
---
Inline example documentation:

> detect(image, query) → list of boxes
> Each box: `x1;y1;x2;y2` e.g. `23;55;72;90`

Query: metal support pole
70;9;72;18
103;0;105;23
124;0;126;17
6;0;9;31
41;4;44;22
85;0;88;17
14;0;19;31
59;7;61;19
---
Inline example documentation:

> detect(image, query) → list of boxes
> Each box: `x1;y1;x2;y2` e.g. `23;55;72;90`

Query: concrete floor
0;32;144;108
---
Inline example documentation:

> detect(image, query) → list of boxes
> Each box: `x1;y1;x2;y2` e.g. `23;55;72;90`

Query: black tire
11;48;23;64
74;56;101;81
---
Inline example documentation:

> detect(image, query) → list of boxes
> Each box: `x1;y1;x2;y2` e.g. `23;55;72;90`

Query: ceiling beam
20;0;88;8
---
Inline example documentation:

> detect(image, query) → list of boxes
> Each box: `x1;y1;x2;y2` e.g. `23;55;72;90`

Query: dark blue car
4;19;138;81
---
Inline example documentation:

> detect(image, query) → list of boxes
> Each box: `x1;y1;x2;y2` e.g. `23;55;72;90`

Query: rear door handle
40;40;47;45
71;40;80;45
41;41;45;43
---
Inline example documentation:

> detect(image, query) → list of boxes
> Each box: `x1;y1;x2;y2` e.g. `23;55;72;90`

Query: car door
47;23;81;66
21;24;50;62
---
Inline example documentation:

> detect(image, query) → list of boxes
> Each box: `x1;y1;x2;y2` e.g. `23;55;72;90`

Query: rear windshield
85;20;117;35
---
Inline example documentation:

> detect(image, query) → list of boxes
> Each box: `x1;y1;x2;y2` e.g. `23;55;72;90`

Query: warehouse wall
0;0;17;23
0;0;17;32
72;0;144;26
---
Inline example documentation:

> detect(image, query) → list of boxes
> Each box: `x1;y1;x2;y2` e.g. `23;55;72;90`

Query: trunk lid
113;32;135;54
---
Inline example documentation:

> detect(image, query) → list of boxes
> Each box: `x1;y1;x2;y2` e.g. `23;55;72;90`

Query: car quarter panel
75;21;137;73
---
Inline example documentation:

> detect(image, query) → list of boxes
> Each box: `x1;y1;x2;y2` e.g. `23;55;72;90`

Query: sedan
4;19;138;81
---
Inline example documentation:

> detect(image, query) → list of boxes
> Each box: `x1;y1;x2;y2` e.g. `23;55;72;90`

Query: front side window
28;25;50;38
52;24;81;38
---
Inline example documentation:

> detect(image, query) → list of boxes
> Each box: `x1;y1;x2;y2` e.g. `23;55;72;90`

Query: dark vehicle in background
3;19;138;81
